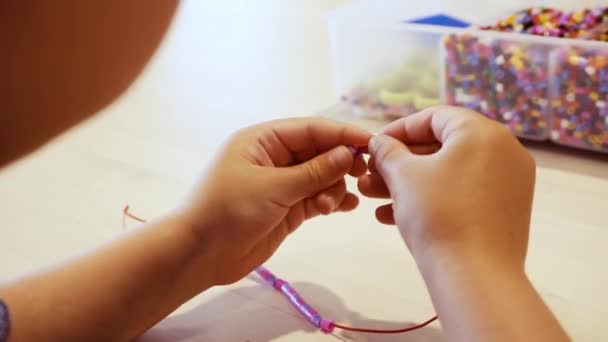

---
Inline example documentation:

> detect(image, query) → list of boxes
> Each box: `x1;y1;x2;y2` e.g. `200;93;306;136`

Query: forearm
0;213;215;341
418;250;570;342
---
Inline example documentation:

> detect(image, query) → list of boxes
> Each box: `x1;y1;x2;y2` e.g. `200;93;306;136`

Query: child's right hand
358;106;536;273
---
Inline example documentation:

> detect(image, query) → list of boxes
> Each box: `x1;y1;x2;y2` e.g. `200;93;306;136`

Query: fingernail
369;134;385;152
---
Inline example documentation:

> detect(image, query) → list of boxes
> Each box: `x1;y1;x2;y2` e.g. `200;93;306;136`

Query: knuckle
454;115;479;132
444;115;481;142
436;105;483;120
305;161;324;187
479;121;513;145
308;117;333;130
450;108;484;130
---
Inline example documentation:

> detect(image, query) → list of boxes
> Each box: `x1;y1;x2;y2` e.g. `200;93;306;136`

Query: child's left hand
179;118;372;285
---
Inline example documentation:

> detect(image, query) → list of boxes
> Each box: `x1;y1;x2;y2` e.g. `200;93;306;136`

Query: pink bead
320;319;335;333
274;279;287;290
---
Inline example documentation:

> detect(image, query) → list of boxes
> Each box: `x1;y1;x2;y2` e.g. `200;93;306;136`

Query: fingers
409;143;442;155
313;179;347;215
349;154;367;177
312;180;360;215
261;118;372;166
368;134;412;189
383;110;437;144
302;184;359;219
363;137;432;203
360;142;440;202
277;146;353;203
368;155;378;174
337;193;359;212
367;142;439;174
358;173;390;199
383;105;483;145
375;203;396;225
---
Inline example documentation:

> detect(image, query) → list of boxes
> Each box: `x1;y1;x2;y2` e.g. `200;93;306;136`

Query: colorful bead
443;34;496;118
551;47;608;152
488;39;551;139
481;6;608;42
255;266;335;333
443;34;551;139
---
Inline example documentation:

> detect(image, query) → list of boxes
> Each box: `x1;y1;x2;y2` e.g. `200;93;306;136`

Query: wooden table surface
1;1;607;341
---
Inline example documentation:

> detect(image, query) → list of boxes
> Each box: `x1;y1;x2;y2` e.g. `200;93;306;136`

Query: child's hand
179;118;372;285
358;106;535;272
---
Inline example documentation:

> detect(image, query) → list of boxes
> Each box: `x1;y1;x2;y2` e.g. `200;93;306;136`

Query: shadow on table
139;276;442;342
523;140;608;180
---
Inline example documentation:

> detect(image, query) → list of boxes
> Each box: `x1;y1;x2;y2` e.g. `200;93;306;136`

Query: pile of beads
341;54;440;120
443;34;495;118
488;39;551;139
443;7;608;148
443;34;552;139
480;7;608;41
550;47;608;152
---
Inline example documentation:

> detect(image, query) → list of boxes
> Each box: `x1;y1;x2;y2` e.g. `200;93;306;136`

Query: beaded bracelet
0;299;10;342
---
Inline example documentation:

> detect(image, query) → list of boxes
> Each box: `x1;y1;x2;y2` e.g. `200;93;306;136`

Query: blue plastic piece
406;14;470;28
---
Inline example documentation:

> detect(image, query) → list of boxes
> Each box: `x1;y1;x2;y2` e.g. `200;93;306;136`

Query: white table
1;1;607;341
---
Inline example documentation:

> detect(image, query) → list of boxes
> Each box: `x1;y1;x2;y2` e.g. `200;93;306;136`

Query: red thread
332;315;438;334
352;144;369;154
123;205;438;334
123;205;147;223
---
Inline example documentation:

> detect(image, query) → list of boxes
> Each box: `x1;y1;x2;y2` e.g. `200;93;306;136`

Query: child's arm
0;118;371;341
360;106;570;341
2;214;213;341
418;253;570;342
0;0;179;166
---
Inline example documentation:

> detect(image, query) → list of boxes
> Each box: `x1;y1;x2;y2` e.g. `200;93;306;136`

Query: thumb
369;134;412;187
278;146;354;202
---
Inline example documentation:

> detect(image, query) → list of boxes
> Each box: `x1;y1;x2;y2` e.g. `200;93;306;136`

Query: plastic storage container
334;27;442;120
328;6;608;153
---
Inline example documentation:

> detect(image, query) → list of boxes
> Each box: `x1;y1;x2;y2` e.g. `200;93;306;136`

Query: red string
122;205;147;223
122;205;438;334
332;315;438;334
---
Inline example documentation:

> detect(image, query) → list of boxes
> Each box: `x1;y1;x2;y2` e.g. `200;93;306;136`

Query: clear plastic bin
329;16;608;152
331;23;442;120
